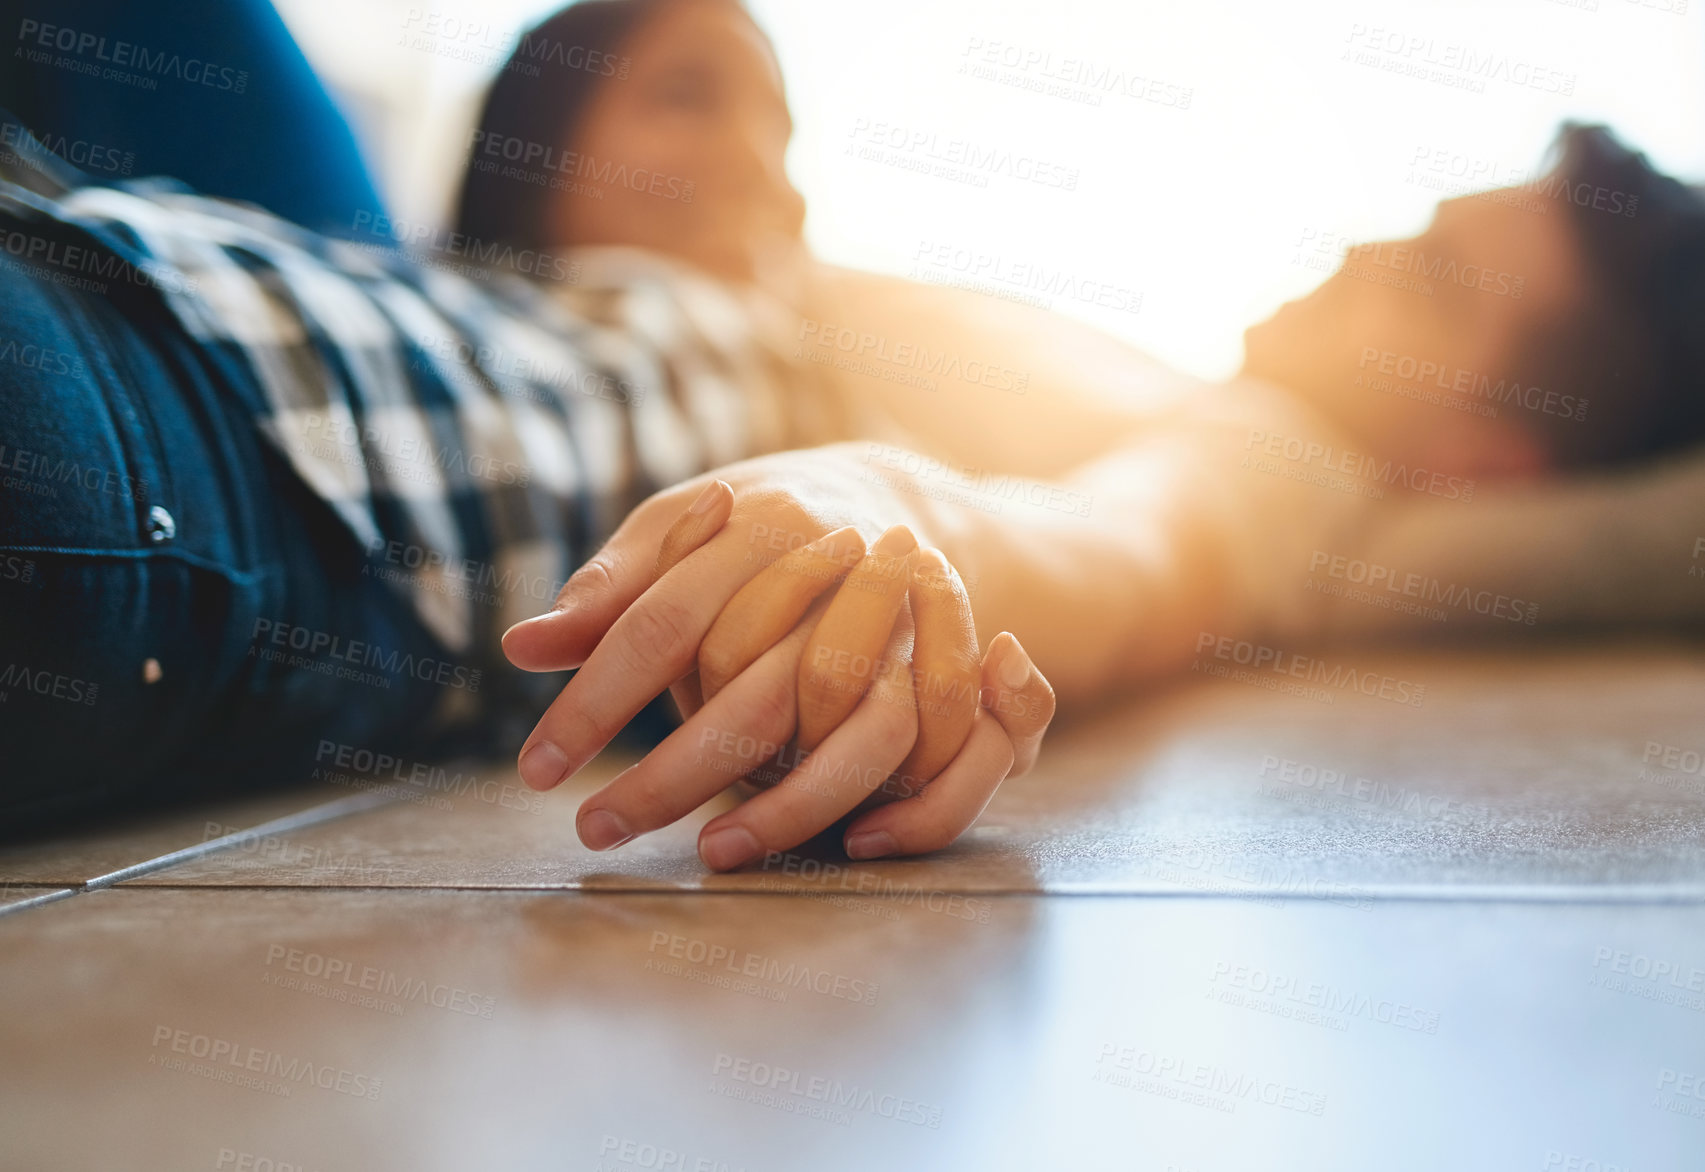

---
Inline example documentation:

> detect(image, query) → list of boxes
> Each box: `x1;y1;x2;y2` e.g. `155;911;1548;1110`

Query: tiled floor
3;641;1703;1170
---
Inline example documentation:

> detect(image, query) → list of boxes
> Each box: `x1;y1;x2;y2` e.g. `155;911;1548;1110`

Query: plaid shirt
0;116;840;737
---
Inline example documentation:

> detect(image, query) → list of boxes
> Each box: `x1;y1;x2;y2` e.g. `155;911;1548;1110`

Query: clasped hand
501;448;1055;871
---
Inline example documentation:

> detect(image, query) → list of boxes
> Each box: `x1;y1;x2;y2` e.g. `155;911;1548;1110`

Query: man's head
1242;124;1705;478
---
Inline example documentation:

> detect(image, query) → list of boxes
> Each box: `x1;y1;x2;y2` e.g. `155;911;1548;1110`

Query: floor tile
0;887;1700;1171
0;781;404;888
125;644;1705;897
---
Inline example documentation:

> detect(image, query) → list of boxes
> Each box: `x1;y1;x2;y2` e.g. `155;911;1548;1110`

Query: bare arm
793;262;1196;476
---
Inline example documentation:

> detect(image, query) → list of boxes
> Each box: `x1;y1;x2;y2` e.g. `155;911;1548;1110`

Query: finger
796;524;916;752
841;706;1015;859
502;478;729;672
655;483;737;724
897;548;980;782
699;525;865;701
655;479;734;578
573;612;822;849
979;632;1056;778
669;673;705;722
516;515;776;790
698;627;919;871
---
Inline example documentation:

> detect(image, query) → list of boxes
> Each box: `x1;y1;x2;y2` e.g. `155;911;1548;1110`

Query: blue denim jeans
0;0;385;233
0;217;460;836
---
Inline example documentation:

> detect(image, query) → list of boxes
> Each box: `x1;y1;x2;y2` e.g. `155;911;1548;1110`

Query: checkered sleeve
0;126;832;745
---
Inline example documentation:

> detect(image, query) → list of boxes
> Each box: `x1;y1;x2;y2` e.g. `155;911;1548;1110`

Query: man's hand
500;448;1055;870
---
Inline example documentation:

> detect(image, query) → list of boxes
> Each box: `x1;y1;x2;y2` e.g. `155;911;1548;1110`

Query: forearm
859;382;1387;706
796;263;1195;477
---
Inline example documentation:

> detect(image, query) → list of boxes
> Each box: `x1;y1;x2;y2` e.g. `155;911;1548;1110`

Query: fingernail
873;525;917;558
687;480;726;515
845;830;897;860
578;807;634;851
519;741;571;790
503;596;575;642
998;637;1031;690
502;613;548;644
700;825;761;871
913;548;954;592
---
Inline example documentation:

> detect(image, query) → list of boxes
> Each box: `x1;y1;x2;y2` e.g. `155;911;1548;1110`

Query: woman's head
1242;124;1705;477
455;0;803;283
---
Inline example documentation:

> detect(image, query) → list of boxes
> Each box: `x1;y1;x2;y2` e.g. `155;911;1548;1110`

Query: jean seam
0;543;274;587
40;274;158;533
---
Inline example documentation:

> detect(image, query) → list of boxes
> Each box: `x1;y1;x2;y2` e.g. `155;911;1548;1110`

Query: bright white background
275;0;1705;380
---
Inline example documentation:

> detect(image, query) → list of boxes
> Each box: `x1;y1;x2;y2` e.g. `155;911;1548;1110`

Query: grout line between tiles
0;888;78;918
81;787;410;891
79;881;1705;906
0;788;408;918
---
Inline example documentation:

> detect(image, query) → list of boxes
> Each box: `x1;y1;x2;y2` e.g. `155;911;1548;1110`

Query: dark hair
1532;123;1705;466
454;0;672;249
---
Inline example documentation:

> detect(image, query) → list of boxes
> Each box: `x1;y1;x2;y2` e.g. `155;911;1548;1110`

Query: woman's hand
500;447;1055;870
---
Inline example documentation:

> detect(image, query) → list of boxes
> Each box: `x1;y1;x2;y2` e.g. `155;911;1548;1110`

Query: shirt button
147;505;176;543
